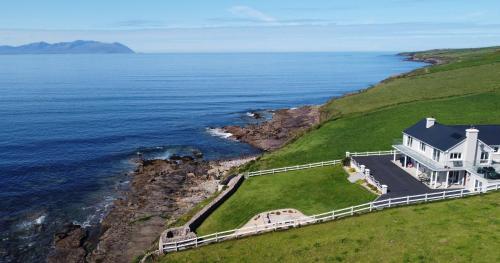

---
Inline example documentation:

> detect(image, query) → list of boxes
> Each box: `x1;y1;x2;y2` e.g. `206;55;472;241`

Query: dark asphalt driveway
353;155;440;199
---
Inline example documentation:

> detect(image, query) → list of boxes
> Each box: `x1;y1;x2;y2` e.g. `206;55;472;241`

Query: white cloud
228;6;276;23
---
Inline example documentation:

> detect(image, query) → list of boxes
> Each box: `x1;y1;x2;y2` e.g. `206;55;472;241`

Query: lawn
196;165;376;235
162;191;500;263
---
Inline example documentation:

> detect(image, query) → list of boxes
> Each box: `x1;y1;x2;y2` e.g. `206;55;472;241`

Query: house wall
471;141;494;165
465;173;489;191
404;134;495;166
403;134;444;163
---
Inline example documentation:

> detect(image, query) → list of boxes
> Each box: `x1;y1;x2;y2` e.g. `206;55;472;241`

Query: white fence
348;150;396;157
350;155;385;193
245;150;396;178
245;160;342;177
161;183;500;253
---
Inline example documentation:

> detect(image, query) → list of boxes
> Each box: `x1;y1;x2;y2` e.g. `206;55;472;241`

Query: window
407;136;413;147
420;142;426;152
495;147;499;153
480;152;489;163
433;149;441;162
450;153;462;160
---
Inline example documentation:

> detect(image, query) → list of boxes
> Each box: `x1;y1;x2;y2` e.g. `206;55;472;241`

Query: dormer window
420;142;426;152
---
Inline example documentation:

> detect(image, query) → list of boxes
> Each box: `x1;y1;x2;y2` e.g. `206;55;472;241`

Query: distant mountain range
0;40;135;54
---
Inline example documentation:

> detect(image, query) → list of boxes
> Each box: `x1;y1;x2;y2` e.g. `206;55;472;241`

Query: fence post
406;196;410;204
388;198;391;207
442;191;446;199
195;238;198;247
350;206;354;216
369;202;373;212
175;241;178;251
215;233;218;242
331;210;335;219
425;193;428;202
460;189;464;197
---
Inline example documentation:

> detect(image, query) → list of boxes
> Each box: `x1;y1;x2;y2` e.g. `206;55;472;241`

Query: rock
192;150;204;159
47;224;88;263
223;106;321;151
86;158;218;263
169;154;182;161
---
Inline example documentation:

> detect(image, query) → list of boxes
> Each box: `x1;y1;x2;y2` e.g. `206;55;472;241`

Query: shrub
342;157;351;167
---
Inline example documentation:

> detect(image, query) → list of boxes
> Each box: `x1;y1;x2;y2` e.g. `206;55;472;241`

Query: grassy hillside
197;166;375;235
247;90;500;170
163;191;500;263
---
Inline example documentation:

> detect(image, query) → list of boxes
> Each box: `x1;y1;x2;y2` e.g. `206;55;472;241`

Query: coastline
47;52;426;263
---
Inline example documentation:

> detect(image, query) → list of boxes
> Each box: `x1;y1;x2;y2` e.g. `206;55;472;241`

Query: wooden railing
161;183;500;253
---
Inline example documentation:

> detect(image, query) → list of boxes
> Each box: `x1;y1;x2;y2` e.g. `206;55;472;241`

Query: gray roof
404;119;500;151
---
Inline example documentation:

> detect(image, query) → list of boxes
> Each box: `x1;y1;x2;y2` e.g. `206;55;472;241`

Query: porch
392;145;466;189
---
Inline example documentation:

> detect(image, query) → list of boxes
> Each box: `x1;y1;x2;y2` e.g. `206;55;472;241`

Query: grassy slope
247;90;500;170
197;166;375;235
164;192;500;263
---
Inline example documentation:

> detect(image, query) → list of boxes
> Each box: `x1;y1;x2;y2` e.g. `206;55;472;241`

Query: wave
206;128;233;139
16;213;46;232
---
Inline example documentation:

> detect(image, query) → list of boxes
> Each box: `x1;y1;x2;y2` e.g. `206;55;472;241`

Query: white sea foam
206;128;233;139
17;214;46;231
34;215;46;225
246;112;256;118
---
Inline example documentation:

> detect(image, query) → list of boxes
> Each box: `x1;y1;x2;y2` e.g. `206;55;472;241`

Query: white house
392;118;500;191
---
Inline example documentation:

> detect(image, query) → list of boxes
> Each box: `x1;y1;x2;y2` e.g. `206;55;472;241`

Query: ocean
0;52;425;261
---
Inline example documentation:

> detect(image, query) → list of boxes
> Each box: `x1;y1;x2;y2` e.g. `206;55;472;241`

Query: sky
1;0;500;52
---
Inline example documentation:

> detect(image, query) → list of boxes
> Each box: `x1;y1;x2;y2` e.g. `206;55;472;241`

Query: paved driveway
353;155;440;199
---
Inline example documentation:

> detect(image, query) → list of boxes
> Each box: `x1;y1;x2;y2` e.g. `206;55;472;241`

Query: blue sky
1;0;500;52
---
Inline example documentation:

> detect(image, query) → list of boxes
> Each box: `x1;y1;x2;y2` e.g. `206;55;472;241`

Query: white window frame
449;153;462;160
432;149;441;162
407;136;413;147
480;152;489;164
420;142;426;152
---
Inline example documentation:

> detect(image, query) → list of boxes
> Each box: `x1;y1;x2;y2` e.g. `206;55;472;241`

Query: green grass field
196;165;375;235
163;192;500;263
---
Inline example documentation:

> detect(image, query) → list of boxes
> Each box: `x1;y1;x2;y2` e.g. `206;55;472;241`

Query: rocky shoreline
48;155;255;263
223;106;321;151
47;104;320;263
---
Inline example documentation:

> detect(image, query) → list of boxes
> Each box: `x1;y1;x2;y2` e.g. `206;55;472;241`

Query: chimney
426;117;436;128
463;127;479;165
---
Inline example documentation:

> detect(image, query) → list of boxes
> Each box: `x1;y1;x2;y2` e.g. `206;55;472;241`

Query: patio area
391;159;464;190
352;155;440;199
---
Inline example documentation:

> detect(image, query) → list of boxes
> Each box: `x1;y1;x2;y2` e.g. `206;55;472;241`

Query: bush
342;157;351;167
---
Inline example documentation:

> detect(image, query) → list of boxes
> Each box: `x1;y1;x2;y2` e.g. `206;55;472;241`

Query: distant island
0;40;135;54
